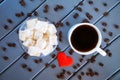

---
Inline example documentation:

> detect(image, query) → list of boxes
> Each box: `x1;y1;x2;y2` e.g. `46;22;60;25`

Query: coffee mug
68;23;106;56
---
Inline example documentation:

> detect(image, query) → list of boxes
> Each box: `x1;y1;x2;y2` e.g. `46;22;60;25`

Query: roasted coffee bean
82;18;89;23
4;25;9;30
21;11;24;16
34;11;38;16
89;72;94;77
34;59;39;64
86;12;93;20
27;67;32;72
19;0;26;6
7;43;16;47
66;71;71;75
51;64;56;69
101;22;107;27
21;63;27;68
103;12;109;16
77;75;82;79
3;56;9;61
76;63;80;67
7;19;13;24
15;13;21;17
81;72;84;76
114;24;119;29
103;2;107;7
94;7;99;12
54;4;64;12
98;62;104;67
51;54;56;58
81;55;85;58
79;58;83;62
104;38;110;43
62;69;66;74
108;32;113;37
45;63;50;67
58;31;62;41
66;21;70;26
102;28;107;32
23;52;29;59
56;46;61;51
79;2;83;6
1;47;7;51
39;58;42;63
73;13;79;19
73;65;77;69
94;72;99;76
107;52;112;57
27;13;32;17
68;49;74;55
88;0;93;5
76;7;82;12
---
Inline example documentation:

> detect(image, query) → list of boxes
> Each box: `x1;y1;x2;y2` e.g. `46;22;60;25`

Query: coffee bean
89;72;94;77
56;74;60;78
94;72;99;76
7;43;16;47
68;49;74;55
58;31;62;41
23;52;29;59
45;63;50;67
73;65;77;69
82;18;89;23
114;24;119;29
101;22;107;27
3;56;9;61
21;63;27;68
75;7;82;12
73;13;79;19
51;64;56;69
77;75;82;79
79;58;83;62
105;49;110;53
34;59;39;64
66;71;71;75
1;47;7;51
15;13;21;17
76;63;80;67
86;12;93;20
65;21;70;26
90;56;96;63
51;54;56;58
103;2;107;7
54;4;64;12
88;68;93;72
34;11;38;16
81;55;85;58
39;58;42;63
62;69;66;74
27;13;32;17
81;72;84;76
104;38;110;43
19;0;26;6
7;19;13;24
27;67;32;72
107;52;112;57
21;11;24;16
55;22;63;28
56;46;61;51
79;2;83;6
102;28;107;32
88;0;93;5
86;72;90;76
103;12;109;16
94;7;99;12
4;25;9;30
98;62;104;67
108;32;113;37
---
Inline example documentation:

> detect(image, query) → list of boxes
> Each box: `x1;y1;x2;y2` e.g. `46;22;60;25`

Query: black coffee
71;25;98;52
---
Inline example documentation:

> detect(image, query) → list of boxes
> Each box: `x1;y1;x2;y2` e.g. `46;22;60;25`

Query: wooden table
0;0;120;80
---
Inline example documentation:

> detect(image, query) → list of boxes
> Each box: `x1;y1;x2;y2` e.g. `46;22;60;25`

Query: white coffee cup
68;23;106;56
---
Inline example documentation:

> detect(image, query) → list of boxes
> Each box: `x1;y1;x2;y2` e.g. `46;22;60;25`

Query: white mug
68;23;106;56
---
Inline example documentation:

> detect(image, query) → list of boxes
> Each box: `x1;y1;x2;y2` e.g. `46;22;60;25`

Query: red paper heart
57;52;74;67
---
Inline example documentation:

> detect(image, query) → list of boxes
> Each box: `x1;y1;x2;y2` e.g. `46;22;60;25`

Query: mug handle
97;48;106;56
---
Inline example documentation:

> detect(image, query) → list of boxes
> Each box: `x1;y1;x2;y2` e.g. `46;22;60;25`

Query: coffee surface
71;25;98;52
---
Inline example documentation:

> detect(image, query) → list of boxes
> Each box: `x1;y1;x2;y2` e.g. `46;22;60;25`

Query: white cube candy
41;45;53;56
43;30;49;41
19;30;27;41
34;30;43;40
26;18;38;29
23;38;35;47
28;46;42;56
36;39;47;50
48;23;57;35
49;34;58;45
35;21;48;33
